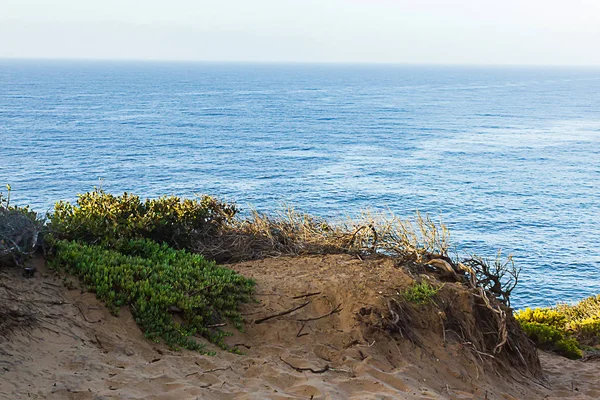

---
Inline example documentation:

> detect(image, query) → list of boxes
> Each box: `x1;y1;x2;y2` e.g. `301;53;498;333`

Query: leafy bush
514;307;567;330
47;238;254;352
517;321;563;345
402;281;441;305
570;318;600;343
49;189;237;250
554;295;600;344
554;338;583;359
515;297;600;359
557;295;600;321
517;321;582;359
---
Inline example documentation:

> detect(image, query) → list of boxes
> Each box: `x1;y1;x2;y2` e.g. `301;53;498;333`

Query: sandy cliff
1;255;599;399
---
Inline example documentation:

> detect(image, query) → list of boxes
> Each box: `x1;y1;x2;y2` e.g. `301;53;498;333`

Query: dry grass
197;206;451;264
193;206;515;305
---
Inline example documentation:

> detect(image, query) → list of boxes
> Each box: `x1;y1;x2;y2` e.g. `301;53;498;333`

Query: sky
1;0;599;65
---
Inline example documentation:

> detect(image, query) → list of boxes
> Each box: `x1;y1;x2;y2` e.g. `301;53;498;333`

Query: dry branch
295;303;343;322
292;291;321;299
279;357;330;374
0;189;42;267
296;322;308;337
254;301;311;324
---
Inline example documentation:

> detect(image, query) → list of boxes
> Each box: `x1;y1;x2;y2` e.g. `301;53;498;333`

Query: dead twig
295;304;343;322
37;325;80;340
279;357;330;374
255;301;310;324
75;303;102;324
42;281;63;288
204;366;233;373
582;353;600;362
292;291;321;299
296;322;308;337
93;333;104;349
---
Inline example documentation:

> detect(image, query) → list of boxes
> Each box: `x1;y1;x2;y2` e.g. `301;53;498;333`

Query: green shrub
47;238;254;352
49;189;237;250
514;307;567;330
517;321;582;359
554;338;583;359
402;281;441;305
518;321;564;345
515;297;600;359
557;295;600;321
570;317;600;343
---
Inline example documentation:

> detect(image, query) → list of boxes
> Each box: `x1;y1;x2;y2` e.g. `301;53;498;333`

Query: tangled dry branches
460;252;519;307
0;188;43;267
195;207;451;264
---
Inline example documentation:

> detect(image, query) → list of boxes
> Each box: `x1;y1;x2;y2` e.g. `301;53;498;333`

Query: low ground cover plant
47;238;254;352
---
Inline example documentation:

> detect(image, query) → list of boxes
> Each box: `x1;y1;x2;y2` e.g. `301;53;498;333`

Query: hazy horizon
2;0;600;66
4;58;600;69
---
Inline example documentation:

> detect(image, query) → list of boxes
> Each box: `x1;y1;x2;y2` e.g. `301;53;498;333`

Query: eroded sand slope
1;255;598;399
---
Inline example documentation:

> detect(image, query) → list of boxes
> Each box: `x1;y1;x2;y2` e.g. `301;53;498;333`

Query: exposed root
381;276;541;381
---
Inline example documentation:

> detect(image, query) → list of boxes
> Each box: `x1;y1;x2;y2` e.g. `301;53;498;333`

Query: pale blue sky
1;0;599;65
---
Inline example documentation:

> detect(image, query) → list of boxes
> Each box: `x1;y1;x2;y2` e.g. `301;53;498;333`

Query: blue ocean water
1;60;599;308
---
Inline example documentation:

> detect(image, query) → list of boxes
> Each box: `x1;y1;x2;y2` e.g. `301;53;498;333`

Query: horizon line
1;56;600;69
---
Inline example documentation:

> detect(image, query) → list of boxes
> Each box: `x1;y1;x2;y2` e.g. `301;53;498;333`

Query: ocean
1;60;599;308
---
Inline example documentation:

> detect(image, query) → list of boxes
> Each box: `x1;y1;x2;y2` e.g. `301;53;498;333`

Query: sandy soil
1;254;599;399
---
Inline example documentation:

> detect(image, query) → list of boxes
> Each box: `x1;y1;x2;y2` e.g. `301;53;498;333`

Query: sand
1;255;599;399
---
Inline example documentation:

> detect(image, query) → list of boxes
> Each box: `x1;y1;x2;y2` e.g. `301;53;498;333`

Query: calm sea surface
1;60;599;308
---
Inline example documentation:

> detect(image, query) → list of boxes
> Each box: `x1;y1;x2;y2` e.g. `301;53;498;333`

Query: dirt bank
1;255;599;399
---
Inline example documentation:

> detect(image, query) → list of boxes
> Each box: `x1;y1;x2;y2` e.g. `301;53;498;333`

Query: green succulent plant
48;238;254;353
